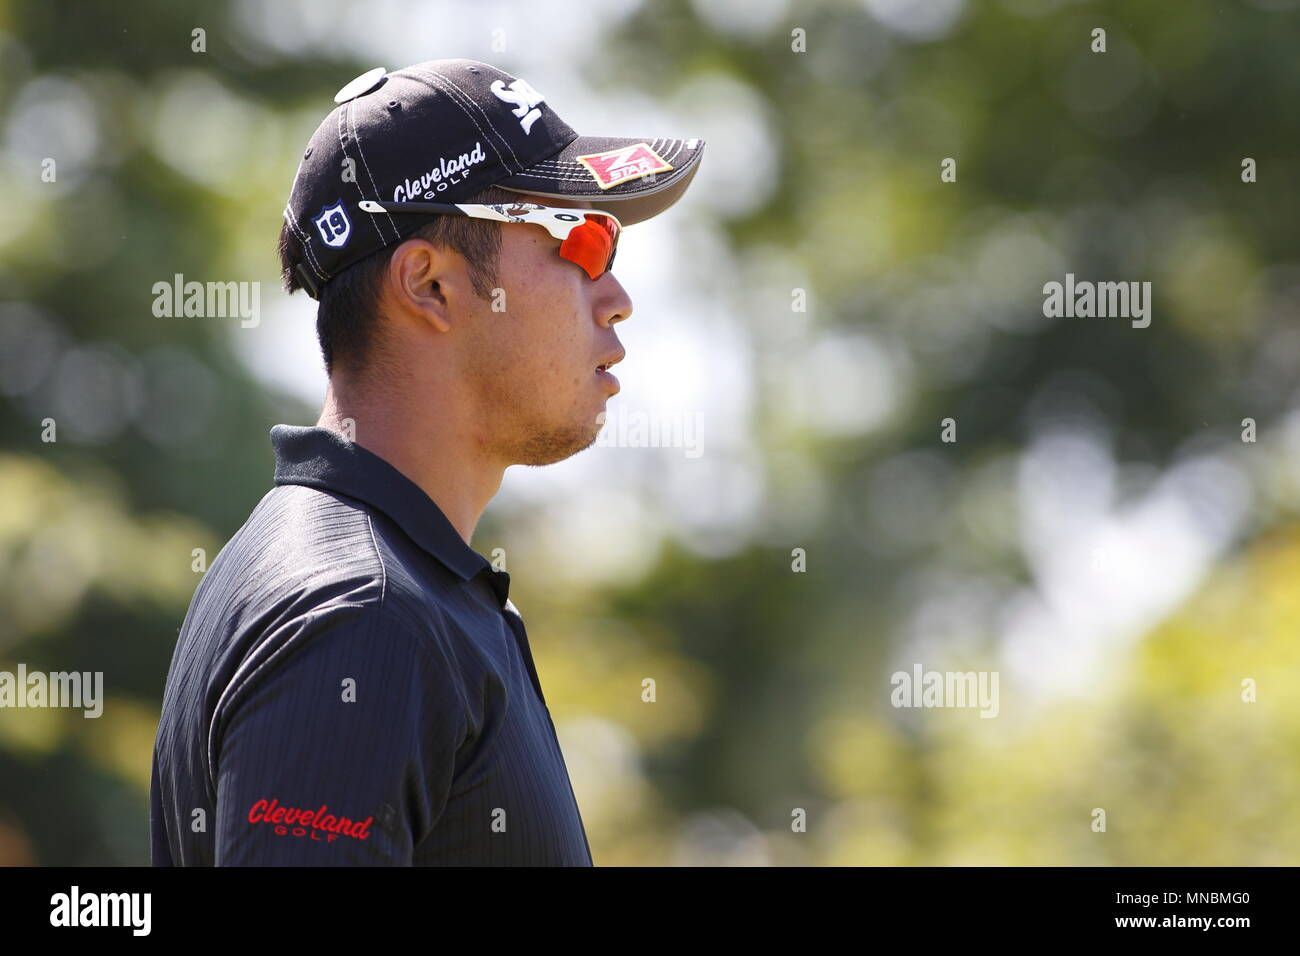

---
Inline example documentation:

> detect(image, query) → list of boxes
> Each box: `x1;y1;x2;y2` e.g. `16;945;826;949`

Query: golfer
149;58;705;865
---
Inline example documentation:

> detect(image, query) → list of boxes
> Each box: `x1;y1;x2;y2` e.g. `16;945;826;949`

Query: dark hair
278;184;523;378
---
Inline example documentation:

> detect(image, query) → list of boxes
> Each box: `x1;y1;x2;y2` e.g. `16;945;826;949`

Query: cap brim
494;134;705;226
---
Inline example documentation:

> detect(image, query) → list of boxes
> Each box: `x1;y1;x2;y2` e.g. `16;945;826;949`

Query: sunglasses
357;199;622;280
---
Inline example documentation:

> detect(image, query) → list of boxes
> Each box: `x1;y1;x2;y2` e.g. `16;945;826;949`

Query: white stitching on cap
508;165;598;180
506;170;605;182
516;168;586;178
427;68;525;172
283;205;327;282
507;147;700;187
346;100;400;242
405;67;515;174
512;150;695;182
525;153;692;179
529;136;665;167
338;104;395;243
528;138;685;171
664;139;688;162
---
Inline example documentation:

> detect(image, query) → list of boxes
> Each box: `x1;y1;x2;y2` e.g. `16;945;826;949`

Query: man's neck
315;382;505;547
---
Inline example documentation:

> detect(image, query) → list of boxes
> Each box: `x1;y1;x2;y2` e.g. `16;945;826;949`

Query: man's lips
595;348;625;393
595;347;626;372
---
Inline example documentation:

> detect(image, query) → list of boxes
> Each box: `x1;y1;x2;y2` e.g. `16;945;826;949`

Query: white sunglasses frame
356;199;623;241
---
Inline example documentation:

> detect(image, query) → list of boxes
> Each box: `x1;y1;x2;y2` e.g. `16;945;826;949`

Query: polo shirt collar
269;424;510;605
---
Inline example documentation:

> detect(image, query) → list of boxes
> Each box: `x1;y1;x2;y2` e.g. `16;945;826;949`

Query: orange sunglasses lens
559;214;619;279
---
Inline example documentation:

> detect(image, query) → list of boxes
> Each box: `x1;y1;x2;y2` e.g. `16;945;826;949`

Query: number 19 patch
313;201;352;247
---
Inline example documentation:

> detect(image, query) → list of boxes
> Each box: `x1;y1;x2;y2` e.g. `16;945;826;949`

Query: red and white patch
575;142;674;190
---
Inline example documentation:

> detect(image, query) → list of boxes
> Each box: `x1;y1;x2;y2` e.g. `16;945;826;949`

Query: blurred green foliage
1;0;1298;865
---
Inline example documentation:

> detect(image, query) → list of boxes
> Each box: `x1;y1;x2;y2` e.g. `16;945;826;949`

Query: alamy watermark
890;664;999;718
152;273;260;328
49;886;150;936
1042;272;1151;328
0;665;103;717
595;407;703;458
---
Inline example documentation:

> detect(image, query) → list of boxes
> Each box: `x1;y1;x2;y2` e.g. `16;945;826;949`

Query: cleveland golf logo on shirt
248;797;374;842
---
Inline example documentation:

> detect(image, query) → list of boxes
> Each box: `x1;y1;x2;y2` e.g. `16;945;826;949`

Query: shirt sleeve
211;601;467;866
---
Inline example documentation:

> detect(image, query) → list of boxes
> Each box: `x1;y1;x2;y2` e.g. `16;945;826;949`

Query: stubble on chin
473;349;604;467
510;409;604;466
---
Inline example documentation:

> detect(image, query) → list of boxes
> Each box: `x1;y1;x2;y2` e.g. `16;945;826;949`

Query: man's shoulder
185;487;463;715
228;483;453;590
159;486;474;792
189;483;457;652
236;482;380;569
183;486;384;650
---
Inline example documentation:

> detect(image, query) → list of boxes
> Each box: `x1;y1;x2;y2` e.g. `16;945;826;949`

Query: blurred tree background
2;0;1298;865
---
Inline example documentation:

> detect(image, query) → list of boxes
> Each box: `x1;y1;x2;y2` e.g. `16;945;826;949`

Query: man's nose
597;272;633;327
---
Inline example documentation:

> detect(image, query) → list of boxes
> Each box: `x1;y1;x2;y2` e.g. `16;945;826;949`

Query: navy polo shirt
149;424;593;866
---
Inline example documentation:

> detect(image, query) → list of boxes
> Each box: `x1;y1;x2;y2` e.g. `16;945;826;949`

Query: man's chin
512;420;603;467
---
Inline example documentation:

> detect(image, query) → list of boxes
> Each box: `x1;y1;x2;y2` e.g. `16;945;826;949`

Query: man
149;58;705;865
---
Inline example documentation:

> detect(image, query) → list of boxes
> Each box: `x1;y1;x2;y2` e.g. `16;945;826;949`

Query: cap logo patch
576;143;674;190
490;78;546;134
312;201;352;247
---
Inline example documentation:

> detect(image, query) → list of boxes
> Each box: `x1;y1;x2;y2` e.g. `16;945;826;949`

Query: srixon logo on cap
576;143;673;190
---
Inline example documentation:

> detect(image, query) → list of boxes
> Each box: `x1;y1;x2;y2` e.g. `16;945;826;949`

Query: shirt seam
204;598;376;804
202;500;468;808
205;505;389;802
365;512;388;620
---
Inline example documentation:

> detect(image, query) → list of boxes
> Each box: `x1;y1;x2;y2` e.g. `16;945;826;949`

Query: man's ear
386;238;454;333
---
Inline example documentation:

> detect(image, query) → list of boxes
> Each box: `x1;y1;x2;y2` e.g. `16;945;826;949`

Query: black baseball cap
283;58;707;299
